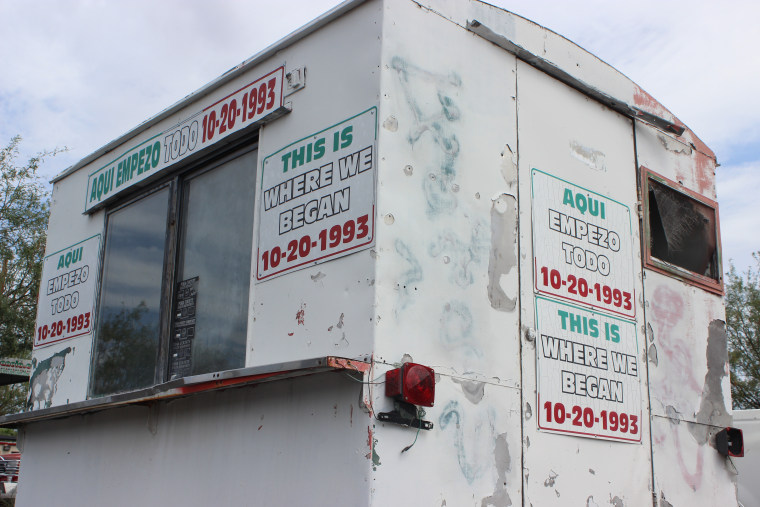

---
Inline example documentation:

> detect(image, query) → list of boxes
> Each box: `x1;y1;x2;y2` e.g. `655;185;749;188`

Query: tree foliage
0;136;60;415
726;252;760;409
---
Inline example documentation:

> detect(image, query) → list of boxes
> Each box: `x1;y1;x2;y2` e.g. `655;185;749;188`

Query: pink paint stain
651;285;701;393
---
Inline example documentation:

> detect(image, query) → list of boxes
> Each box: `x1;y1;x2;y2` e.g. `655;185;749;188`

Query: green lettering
557;310;569;330
130;153;139;178
292;146;305;168
281;152;292;173
340;126;353;149
137;148;146;174
563;189;574;207
151;141;161;168
314;138;326;160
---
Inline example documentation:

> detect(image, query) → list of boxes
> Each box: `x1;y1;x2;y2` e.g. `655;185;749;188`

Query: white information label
531;169;636;319
34;235;101;348
535;296;642;442
256;108;377;281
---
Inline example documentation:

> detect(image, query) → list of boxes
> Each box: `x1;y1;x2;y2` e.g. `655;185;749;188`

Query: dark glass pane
91;189;169;396
176;151;256;376
648;179;718;279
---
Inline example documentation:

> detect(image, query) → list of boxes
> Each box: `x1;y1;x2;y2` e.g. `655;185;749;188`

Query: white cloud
716;161;760;272
2;0;758;272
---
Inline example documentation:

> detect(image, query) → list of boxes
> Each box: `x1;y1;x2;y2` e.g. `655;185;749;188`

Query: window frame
639;165;723;295
89;136;259;398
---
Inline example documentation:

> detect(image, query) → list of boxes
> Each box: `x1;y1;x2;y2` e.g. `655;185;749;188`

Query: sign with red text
85;67;287;212
535;296;641;442
256;108;377;281
35;235;101;348
531;169;636;319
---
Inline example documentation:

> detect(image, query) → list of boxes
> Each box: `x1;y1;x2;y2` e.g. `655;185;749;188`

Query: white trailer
3;1;739;505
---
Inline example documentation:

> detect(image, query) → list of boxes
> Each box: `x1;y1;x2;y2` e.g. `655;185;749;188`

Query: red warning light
385;362;435;407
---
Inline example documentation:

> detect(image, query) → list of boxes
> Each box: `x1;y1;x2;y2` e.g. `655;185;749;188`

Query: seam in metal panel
514;58;528;507
465;20;685;138
634;122;660;507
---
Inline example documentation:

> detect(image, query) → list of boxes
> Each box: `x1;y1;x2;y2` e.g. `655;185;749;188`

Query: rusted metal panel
635;121;718;201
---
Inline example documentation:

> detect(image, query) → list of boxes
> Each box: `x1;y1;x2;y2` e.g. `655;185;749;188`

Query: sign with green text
531;169;636;319
256;108;377;281
85;67;286;212
35;235;101;348
535;296;642;442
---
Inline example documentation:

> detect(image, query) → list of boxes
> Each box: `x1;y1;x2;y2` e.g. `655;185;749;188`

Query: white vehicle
2;1;740;505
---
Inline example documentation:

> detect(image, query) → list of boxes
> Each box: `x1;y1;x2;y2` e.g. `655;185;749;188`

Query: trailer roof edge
51;0;368;184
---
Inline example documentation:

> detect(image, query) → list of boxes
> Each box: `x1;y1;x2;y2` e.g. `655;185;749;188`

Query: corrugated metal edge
51;0;368;184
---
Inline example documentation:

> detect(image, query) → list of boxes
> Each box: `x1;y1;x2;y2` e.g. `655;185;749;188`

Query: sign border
255;107;378;282
534;295;642;443
530;168;637;320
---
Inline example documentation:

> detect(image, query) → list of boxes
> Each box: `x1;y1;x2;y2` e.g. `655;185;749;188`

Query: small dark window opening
642;167;722;293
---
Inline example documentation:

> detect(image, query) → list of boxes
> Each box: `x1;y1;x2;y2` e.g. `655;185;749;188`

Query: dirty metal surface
370;0;522;504
2;357;368;427
15;373;372;507
517;60;652;506
643;271;737;505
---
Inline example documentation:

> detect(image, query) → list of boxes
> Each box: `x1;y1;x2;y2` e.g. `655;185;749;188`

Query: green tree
0;136;60;415
726;252;760;409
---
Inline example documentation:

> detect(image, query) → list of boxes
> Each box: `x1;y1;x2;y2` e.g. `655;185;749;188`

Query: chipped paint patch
586;496;600;507
452;378;485;404
648;343;658;366
610;495;624;507
570;140;606;172
657;134;691;156
327;313;348;348
310;271;326;282
501;144;518;188
480;432;512;507
383;115;398;132
665;405;681;425
543;470;558;487
689;319;731;444
367;426;381;470
524;402;532;421
647;323;658;366
488;194;518;312
659;492;673;507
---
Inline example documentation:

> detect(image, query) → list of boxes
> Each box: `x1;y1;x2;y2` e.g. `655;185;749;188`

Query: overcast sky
1;0;758;273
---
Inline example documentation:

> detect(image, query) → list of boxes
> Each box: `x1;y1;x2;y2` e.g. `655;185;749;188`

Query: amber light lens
402;363;435;407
